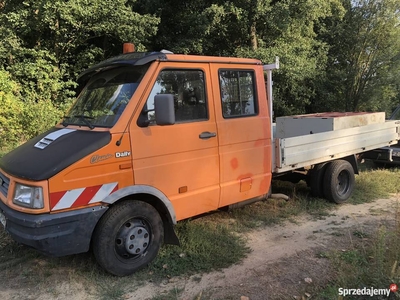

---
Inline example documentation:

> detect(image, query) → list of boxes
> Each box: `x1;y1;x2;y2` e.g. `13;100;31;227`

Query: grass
144;220;249;278
0;162;400;299
316;207;400;299
350;163;400;204
314;163;400;299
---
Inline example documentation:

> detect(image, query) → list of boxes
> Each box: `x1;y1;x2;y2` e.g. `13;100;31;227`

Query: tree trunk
250;23;257;50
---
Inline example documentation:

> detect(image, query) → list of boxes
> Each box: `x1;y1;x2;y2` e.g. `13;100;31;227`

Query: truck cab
0;50;272;276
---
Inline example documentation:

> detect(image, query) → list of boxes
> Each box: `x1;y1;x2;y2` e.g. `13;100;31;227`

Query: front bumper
0;200;108;256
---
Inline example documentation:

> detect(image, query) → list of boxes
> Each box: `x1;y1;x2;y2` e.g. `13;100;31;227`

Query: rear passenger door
210;65;272;207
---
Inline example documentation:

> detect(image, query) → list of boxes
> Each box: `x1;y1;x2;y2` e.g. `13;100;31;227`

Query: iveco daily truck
0;45;399;276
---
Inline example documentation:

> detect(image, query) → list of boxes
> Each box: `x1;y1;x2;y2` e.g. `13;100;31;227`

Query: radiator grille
0;171;10;198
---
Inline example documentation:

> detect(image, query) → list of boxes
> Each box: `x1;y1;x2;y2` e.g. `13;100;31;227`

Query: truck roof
78;51;262;81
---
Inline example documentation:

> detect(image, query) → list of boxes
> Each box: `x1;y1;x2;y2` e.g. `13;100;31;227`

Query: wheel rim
337;170;350;195
115;219;151;260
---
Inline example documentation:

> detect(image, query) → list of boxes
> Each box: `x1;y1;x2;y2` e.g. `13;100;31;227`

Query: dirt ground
1;197;398;300
127;197;398;300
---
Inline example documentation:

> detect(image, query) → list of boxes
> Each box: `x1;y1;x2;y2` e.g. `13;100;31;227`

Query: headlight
13;184;44;209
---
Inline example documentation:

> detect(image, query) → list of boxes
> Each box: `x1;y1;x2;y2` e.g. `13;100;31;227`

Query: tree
0;0;159;103
316;0;400;113
235;0;346;116
135;0;346;116
132;0;213;54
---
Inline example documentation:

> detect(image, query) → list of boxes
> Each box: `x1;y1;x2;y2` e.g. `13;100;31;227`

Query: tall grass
350;165;400;204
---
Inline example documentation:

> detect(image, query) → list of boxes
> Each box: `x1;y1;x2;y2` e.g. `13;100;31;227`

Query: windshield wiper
73;115;95;129
61;116;71;127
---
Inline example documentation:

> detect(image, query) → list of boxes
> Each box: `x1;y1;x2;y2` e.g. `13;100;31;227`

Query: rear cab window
218;70;258;118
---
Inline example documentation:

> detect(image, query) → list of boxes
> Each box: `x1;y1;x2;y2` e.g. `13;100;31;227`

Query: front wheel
323;160;355;204
92;201;164;276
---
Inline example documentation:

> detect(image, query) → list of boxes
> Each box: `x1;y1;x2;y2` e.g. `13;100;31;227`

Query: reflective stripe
43;128;76;140
34;128;76;149
52;188;85;211
89;182;118;204
51;182;119;211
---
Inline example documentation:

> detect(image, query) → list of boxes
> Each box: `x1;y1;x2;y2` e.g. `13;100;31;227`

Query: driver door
130;64;220;221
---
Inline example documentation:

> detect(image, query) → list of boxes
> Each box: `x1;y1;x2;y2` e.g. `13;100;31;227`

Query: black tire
92;201;164;276
323;160;355;204
308;163;328;198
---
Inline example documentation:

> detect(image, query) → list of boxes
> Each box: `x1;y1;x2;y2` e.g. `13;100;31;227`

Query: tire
308;163;328;198
323;160;355;204
92;201;164;276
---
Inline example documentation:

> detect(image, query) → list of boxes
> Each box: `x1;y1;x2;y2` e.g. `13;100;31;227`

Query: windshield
63;66;148;128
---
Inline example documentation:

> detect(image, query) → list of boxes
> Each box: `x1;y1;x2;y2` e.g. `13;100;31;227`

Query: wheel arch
342;155;359;175
100;185;180;245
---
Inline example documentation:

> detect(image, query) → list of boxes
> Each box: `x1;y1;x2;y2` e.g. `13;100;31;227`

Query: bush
0;69;66;152
0;70;24;149
21;99;64;141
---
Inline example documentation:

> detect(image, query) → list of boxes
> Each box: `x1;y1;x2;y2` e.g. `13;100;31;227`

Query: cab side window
219;70;257;118
142;69;208;125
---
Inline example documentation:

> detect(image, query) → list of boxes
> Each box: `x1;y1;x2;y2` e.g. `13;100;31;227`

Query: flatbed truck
0;46;399;276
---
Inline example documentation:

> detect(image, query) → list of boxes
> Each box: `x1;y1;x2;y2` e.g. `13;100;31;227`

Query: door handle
199;131;217;139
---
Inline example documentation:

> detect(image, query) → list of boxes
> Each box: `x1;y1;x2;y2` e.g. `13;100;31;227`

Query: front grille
0;171;10;198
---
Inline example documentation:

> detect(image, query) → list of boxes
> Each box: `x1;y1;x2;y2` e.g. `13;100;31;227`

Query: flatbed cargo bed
272;114;400;174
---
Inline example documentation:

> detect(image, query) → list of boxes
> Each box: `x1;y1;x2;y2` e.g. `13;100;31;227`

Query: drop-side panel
274;121;400;173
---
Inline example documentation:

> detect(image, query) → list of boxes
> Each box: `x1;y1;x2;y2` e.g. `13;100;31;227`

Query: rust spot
231;158;239;170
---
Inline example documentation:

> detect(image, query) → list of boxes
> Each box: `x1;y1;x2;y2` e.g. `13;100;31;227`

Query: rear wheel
323;160;355;204
308;163;328;198
93;201;163;276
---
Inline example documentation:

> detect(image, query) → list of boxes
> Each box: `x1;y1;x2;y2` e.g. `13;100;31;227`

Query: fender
343;154;359;175
100;184;180;245
102;184;177;224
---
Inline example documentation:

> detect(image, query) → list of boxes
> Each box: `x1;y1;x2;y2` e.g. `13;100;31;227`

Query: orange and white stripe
50;182;118;211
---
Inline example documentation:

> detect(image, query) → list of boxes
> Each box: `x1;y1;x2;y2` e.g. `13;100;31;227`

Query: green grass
143;220;249;279
349;165;400;204
301;163;400;299
316;220;400;299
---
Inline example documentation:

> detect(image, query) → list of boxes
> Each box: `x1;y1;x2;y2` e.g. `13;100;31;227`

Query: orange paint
237;173;254;181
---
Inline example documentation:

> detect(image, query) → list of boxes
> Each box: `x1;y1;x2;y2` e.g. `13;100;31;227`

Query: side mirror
155;94;175;126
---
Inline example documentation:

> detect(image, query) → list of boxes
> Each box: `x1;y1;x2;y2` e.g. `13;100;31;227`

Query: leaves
0;0;160;148
317;0;400;112
0;0;159;103
0;0;399;149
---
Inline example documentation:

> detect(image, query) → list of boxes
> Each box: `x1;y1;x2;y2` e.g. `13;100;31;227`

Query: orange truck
0;45;399;276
